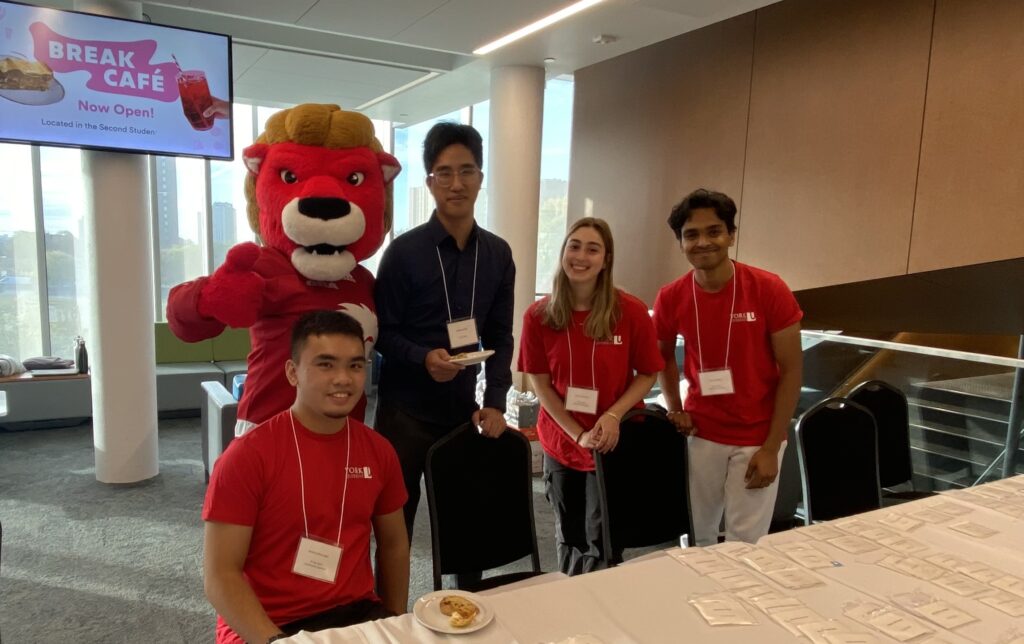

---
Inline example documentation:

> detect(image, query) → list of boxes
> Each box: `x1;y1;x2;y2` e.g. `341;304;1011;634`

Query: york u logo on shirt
346;466;372;479
730;312;757;322
597;335;624;345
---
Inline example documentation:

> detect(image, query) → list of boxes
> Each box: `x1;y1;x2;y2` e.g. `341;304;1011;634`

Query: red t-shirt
167;247;378;425
202;411;407;643
518;290;664;472
652;262;802;446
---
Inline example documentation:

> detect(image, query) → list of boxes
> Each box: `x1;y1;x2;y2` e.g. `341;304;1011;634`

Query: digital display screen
0;0;233;159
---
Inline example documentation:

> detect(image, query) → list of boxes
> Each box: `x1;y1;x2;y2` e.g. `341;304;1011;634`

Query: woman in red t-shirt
518;217;664;575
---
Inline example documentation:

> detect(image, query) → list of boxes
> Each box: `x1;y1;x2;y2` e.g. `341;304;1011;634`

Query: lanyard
566;320;598;389
290;412;350;546
692;261;737;372
436;238;479;322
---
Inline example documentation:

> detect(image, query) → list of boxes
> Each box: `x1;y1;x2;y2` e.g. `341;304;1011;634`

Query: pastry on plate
439;595;479;627
0;57;54;91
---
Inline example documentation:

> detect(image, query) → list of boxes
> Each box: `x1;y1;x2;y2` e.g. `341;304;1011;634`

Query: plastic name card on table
770;606;827;637
545;636;607;644
878;513;924;532
892;591;979;631
673;550;734;576
689;592;758;626
843;601;933;642
948;521;999;539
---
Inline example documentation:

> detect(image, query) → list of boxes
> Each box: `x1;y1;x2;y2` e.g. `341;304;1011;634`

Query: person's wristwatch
267;633;288;643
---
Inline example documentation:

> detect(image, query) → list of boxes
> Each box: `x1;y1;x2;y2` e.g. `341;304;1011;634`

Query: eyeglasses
429;167;481;187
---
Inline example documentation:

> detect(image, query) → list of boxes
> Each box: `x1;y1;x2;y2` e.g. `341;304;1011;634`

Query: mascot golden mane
168;104;400;432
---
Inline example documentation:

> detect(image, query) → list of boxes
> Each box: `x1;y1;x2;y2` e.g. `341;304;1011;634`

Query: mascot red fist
168;104;399;433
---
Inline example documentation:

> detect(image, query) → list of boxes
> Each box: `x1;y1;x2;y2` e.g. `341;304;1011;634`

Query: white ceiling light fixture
473;0;607;56
356;72;441;111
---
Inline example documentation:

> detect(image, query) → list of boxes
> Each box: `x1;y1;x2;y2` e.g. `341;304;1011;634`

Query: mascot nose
298;197;351;221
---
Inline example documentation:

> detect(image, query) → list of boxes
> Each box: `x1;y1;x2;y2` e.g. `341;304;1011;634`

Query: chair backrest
424;424;540;590
848;380;913;489
795;397;881;523
595;408;692;562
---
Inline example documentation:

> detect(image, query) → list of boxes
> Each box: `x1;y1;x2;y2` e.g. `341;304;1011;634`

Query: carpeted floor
0;417;558;643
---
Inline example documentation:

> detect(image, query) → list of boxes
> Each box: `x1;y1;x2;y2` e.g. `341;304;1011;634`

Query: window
40;147;91;359
154;156;207;319
210;103;257;268
536;78;574;294
0;144;42;360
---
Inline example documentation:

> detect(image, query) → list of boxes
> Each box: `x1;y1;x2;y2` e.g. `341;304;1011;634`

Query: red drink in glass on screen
177;70;214;131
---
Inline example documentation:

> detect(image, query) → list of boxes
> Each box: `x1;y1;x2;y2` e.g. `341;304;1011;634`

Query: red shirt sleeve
202;436;263;527
764;274;803;334
373;437;408;516
652;285;678;344
517;302;550;375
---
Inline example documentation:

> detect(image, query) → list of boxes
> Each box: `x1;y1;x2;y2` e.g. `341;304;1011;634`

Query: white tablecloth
283;476;1024;643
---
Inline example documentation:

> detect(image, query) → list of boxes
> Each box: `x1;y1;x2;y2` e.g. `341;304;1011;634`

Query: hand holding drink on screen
173;54;227;131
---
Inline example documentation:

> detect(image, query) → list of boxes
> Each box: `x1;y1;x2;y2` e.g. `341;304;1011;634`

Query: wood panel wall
568;0;1024;303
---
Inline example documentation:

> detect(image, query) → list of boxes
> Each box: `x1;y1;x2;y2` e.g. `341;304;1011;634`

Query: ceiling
30;0;780;125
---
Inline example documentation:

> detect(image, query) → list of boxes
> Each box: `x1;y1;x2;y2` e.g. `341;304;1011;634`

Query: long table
283;476;1024;643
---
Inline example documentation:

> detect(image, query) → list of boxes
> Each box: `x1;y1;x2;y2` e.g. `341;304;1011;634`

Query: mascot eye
346;172;365;186
280;169;298;184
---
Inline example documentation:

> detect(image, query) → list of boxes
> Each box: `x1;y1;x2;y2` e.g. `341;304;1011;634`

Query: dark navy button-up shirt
374;213;515;426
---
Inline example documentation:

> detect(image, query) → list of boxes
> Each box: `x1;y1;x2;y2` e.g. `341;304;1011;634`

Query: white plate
413;590;494;635
0;54;65;106
448;349;495;366
0;77;65;106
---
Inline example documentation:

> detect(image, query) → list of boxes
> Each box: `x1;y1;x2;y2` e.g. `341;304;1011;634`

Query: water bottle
74;336;89;375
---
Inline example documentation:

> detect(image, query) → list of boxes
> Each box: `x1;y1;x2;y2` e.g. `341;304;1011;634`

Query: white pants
687;436;786;547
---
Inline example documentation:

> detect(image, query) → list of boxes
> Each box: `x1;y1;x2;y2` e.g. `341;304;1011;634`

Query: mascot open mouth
291;246;357;282
304;243;348;256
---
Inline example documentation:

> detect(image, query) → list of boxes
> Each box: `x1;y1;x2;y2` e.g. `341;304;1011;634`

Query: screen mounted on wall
0;0;233;160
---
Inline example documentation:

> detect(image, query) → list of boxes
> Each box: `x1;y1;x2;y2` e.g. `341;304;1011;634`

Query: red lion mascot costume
167;104;399;433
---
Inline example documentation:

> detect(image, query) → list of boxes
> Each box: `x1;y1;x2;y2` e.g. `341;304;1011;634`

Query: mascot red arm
167;104;399;433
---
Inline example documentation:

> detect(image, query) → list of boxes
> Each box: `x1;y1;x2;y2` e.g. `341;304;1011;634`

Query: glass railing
799;331;1024;491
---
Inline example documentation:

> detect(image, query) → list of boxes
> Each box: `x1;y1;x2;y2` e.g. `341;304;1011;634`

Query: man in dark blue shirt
374;122;515;546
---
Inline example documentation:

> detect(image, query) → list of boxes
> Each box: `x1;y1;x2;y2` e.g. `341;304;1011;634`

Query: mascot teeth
307;244;347;256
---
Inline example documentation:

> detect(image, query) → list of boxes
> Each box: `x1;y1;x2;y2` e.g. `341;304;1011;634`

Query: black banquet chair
848;379;935;502
795;397;881;524
424;423;542;591
595;407;692;566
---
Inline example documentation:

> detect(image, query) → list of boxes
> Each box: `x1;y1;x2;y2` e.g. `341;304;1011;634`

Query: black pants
279;599;392;634
543;453;609;576
374;401;481;587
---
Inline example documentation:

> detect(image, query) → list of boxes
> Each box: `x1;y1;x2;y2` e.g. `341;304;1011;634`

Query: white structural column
487;66;545;389
76;0;159;483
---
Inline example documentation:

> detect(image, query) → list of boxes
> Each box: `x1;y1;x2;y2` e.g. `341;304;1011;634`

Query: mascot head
242;104;400;282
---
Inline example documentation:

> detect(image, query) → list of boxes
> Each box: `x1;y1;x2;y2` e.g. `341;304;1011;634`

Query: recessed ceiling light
473;0;607;56
543;57;556;64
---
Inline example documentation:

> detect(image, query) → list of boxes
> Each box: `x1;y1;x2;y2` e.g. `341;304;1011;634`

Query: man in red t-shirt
653;189;802;547
203;311;409;644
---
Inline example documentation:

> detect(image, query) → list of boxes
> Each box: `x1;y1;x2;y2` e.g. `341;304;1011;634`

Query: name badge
698;368;735;396
292;536;342;583
446;317;479;350
565;386;599;415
